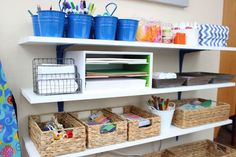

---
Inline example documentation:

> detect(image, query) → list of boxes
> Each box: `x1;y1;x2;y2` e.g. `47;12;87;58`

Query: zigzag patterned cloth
0;62;21;157
199;38;227;47
199;24;229;47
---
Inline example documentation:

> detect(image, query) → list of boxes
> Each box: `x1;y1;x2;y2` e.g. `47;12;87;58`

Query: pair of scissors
103;2;117;16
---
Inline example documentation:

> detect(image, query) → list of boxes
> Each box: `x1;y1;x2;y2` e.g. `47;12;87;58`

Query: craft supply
100;124;116;134
28;10;34;16
185;22;199;46
88;3;95;15
174;32;186;44
162;23;173;44
121;113;150;127
148;96;175;111
87;111;110;125
65;130;73;138
79;0;84;14
177;99;212;110
103;2;117;16
153;72;177;80
136;19;162;42
71;2;76;10
59;0;62;11
37;5;41;12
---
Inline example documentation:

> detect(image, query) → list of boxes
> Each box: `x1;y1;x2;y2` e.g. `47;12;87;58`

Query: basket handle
216;143;227;153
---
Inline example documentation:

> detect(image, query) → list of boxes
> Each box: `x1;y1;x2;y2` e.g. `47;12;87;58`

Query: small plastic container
94;16;118;40
38;10;65;37
68;14;93;38
32;15;40;36
116;19;139;41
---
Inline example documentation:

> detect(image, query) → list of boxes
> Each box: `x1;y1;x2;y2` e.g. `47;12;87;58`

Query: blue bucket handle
103;2;117;16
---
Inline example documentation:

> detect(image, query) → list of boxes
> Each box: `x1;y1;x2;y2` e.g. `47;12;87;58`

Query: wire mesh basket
33;58;82;95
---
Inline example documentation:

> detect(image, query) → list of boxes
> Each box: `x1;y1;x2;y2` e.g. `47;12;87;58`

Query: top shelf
19;36;236;52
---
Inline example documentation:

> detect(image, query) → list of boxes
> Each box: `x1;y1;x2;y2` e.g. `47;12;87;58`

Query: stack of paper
36;64;78;94
86;78;147;91
86;58;147;64
86;70;147;78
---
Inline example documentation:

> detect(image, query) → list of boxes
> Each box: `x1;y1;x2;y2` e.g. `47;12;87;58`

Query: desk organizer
171;98;230;128
116;19;139;41
167;139;236;157
67;14;93;38
94;16;118;40
29;112;86;157
177;72;212;85
32;58;82;95
178;72;234;85
107;106;160;141
38;10;65;37
152;78;186;88
65;51;153;92
197;72;234;83
70;109;127;148
32;15;40;36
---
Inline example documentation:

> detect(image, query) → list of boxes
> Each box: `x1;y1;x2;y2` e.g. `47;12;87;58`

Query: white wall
0;0;224;156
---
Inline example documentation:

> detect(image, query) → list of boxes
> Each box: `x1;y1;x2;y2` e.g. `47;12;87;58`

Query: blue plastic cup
94;16;118;40
117;19;139;41
32;15;40;36
68;14;93;38
38;10;65;37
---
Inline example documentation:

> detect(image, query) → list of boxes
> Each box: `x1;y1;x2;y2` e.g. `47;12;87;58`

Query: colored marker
28;10;33;16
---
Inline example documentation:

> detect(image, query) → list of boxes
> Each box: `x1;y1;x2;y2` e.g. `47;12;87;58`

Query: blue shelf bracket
178;49;202;100
56;44;72;112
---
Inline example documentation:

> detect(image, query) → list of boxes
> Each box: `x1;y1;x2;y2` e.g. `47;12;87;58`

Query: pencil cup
117;19;139;41
32;15;40;36
94;16;118;40
148;105;175;133
38;10;65;37
68;14;93;38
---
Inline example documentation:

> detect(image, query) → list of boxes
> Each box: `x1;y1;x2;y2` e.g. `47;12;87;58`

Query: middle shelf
22;82;235;104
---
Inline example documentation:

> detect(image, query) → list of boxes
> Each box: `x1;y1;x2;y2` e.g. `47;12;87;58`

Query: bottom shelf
23;119;232;157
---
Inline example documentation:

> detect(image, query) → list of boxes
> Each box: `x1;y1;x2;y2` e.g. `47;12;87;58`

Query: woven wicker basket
171;98;230;128
167;140;236;157
70;109;127;148
29;112;86;157
107;106;160;141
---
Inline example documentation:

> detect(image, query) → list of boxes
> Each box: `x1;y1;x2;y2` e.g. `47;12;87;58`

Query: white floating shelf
23;119;232;157
19;36;236;51
21;82;235;104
